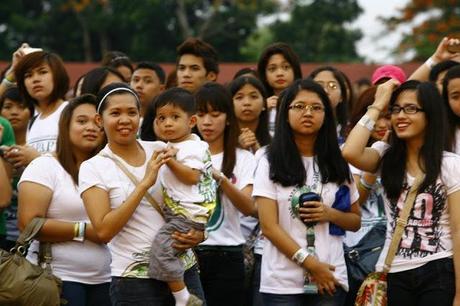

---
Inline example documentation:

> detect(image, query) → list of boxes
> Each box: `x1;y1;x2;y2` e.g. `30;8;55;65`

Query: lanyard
306;159;322;254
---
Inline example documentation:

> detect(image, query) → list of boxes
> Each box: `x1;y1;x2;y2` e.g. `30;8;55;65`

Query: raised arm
409;37;460;82
0;43;29;97
342;79;399;172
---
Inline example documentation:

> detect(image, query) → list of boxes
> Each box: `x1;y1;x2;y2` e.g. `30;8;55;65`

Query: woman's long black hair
195;82;239;178
381;81;447;200
267;78;351;187
442;65;460;152
228;76;271;147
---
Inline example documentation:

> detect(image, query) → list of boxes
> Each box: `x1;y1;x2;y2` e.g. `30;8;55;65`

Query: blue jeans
62;281;111;306
262;287;346;306
109;265;205;306
195;246;245;306
387;257;455;306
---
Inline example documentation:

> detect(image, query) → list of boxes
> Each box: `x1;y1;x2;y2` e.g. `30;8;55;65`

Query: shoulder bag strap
16;217;46;246
383;175;424;272
100;153;165;219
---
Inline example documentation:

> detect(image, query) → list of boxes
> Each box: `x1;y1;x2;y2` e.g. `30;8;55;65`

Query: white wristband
358;114;375;131
425;57;437;69
291;248;309;266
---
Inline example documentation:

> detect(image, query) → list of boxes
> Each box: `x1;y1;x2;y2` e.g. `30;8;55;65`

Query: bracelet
367;105;382;112
359;176;374;191
357;114;376;131
4;73;15;83
73;222;79;238
291;248;309;266
73;221;86;242
1;77;15;87
216;171;226;186
425;57;437;69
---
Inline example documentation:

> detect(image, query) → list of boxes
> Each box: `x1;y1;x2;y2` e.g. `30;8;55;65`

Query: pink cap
371;65;406;85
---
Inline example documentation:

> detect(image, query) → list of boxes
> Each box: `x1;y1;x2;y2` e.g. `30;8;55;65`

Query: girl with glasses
255;78;361;306
343;79;460;306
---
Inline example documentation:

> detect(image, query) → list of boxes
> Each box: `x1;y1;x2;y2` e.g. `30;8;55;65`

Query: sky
353;0;410;64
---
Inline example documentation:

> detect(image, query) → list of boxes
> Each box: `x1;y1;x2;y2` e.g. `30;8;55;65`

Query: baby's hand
163;146;178;162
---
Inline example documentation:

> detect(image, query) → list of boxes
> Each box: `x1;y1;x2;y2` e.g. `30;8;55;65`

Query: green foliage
383;0;460;60
269;0;363;62
0;0;277;62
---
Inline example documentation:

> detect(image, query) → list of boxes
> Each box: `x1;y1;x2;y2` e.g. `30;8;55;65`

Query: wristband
425;57;437;69
291;248;309;266
359;176;375;191
216;171;226;186
1;77;15;87
357;114;376;131
367;105;382;112
73;222;79;238
4;73;15;83
73;221;86;242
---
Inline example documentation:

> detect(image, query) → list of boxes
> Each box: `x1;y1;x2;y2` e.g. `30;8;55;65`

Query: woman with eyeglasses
310;67;352;144
342;79;460;306
255;78;361;306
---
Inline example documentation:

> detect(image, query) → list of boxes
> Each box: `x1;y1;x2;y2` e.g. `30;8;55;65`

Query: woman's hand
171;228;204;251
6;43;30;81
372;78;400;111
140;151;166;188
266;95;278;110
299;201;331;223
3;145;40;168
305;259;339;296
432;37;460;64
238;128;260;151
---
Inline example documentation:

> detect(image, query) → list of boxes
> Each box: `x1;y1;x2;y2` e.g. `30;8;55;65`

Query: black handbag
344;222;386;281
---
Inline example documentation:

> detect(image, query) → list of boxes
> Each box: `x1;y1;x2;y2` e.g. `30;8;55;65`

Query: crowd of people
0;35;460;306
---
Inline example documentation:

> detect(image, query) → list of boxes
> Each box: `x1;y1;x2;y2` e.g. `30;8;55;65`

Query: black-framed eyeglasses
389;105;424;115
288;103;325;113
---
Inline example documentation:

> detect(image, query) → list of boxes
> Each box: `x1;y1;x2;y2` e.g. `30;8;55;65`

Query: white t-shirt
79;141;196;278
19;155;111;284
160;134;217;224
26;102;68;153
201;149;256;246
344;165;386;247
253;155;359;294
372;141;460;273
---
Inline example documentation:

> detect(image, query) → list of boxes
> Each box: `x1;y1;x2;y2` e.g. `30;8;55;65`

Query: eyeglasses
288;103;325;113
389;104;424;115
316;81;339;91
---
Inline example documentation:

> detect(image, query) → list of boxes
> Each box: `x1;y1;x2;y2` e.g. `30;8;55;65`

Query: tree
383;0;460;61
0;0;279;62
268;0;363;62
